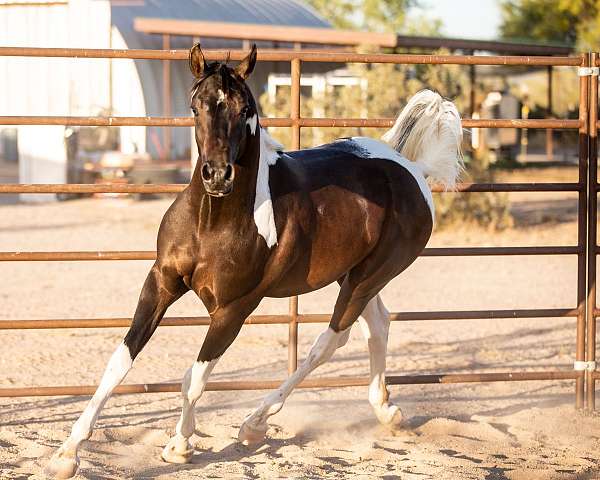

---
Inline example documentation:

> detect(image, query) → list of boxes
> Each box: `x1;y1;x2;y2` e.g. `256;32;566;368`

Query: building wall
0;0;112;200
111;26;146;155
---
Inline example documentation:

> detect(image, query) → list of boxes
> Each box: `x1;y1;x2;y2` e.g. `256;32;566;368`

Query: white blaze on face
217;89;226;105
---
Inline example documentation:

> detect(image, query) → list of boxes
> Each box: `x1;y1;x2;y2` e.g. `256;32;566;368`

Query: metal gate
0;47;598;409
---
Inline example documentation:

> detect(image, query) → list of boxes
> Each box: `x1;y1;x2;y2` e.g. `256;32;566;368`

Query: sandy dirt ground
2;187;600;479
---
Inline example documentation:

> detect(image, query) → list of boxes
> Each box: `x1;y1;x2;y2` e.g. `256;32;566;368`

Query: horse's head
189;43;259;197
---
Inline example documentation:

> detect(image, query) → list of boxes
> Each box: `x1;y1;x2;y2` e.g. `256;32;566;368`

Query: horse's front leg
162;299;259;464
45;263;186;479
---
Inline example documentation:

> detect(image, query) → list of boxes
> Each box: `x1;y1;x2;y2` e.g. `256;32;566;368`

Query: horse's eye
191;106;198;116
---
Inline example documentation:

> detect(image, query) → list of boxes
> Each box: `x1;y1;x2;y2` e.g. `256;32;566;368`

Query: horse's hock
0;47;598;409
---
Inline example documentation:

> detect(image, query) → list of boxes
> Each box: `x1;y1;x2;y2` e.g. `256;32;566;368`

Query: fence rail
0;115;581;129
0;371;581;398
0;308;579;331
0;246;582;262
0;47;596;410
0;182;583;194
0;46;584;65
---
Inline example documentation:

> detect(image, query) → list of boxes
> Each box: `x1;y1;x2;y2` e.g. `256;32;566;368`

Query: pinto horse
46;44;463;478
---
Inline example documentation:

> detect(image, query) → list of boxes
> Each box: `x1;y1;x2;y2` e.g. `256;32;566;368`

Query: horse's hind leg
238;274;376;445
358;294;402;426
45;263;185;479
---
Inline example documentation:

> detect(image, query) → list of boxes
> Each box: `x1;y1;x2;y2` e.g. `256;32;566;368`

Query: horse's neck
190;131;261;228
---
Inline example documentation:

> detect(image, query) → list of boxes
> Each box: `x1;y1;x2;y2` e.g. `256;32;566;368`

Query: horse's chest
190;238;267;310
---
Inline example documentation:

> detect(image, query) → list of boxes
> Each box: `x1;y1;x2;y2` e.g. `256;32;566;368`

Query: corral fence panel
0;47;598;410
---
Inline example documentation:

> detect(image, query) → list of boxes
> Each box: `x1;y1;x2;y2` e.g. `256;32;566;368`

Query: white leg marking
239;327;348;444
162;359;217;464
45;342;133;478
358;295;402;426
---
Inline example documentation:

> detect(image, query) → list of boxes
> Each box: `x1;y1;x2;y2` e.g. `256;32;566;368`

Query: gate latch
574;360;597;371
578;66;599;76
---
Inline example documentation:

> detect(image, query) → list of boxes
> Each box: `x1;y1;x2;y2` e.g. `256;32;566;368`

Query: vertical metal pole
546;65;554;161
288;296;298;374
108;14;113;114
469;63;476;118
288;57;301;374
162;34;171;161
291;58;301;150
576;53;590;409
587;52;598;411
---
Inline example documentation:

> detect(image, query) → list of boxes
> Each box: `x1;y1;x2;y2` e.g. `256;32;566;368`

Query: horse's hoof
161;435;194;464
238;420;268;446
44;449;80;479
375;404;403;428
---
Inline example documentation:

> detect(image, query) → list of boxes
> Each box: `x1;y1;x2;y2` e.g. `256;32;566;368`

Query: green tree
500;0;599;49
306;0;420;33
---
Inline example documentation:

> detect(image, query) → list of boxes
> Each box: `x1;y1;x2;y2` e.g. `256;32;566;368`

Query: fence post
287;57;302;375
288;296;299;374
586;52;598;410
576;53;590;409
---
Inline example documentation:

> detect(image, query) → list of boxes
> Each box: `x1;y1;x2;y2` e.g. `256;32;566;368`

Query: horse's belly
267;189;386;297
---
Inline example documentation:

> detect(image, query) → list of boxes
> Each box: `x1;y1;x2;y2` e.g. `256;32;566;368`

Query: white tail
382;89;463;190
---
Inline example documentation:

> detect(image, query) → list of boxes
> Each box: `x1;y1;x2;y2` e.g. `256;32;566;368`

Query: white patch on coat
347;136;435;221
246;113;258;135
253;128;282;248
216;89;225;105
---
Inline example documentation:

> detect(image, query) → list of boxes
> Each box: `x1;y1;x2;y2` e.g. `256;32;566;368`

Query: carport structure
135;19;573;159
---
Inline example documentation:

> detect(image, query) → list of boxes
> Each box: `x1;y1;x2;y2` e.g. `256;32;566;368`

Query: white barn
0;0;331;200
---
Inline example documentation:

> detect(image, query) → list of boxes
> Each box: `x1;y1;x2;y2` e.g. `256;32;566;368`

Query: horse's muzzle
201;162;235;197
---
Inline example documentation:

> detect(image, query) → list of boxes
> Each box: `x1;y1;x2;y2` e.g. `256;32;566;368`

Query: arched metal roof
110;0;331;160
112;0;330;51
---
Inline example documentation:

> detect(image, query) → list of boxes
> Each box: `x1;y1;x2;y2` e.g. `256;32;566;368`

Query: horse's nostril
224;164;234;182
201;163;213;182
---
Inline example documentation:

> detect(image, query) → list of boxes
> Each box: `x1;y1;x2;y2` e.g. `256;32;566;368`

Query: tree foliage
305;0;420;32
500;0;600;49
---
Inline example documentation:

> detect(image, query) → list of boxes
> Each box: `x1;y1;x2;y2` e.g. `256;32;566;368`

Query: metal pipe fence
0;47;594;408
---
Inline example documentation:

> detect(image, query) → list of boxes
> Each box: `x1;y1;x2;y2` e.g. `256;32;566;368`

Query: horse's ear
234;44;257;80
189;43;207;78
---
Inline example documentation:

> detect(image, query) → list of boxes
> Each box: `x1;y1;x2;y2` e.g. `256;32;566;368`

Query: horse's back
285;137;433;214
282;137;434;236
265;138;433;296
